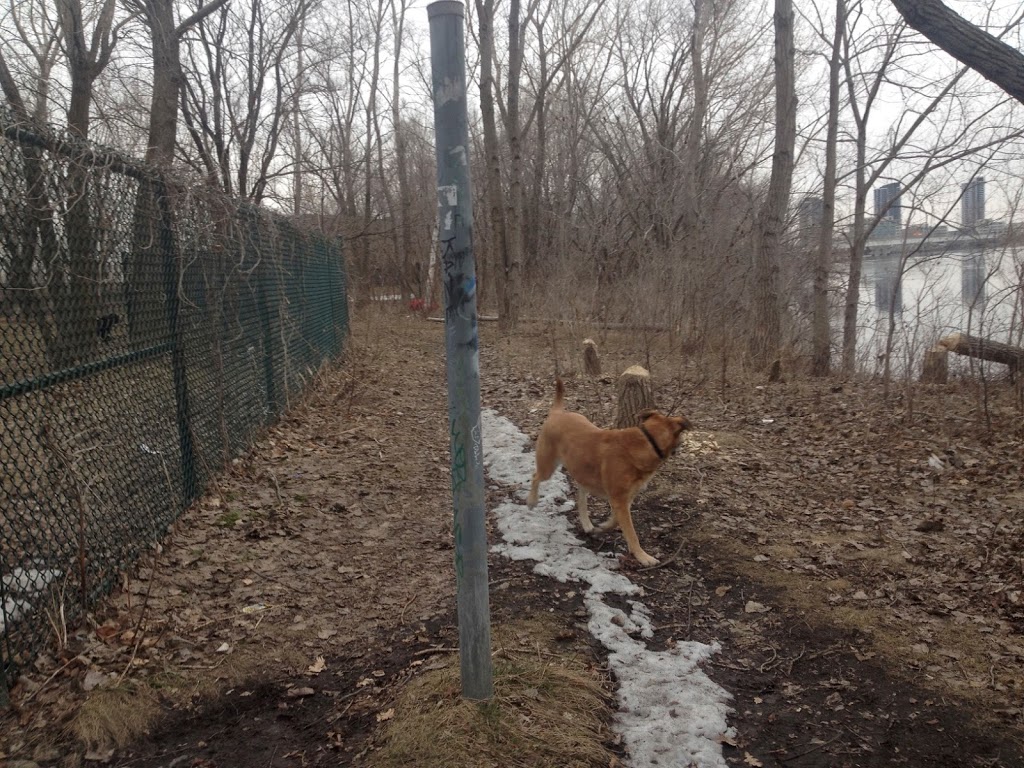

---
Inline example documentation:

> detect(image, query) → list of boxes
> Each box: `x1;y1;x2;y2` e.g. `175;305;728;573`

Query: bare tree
126;0;230;165
475;0;508;319
501;0;526;331
751;0;796;368
1;0;61;121
837;0;1023;373
180;0;311;201
808;0;845;376
57;0;132;138
389;0;416;294
0;45;61;355
292;11;305;215
361;0;387;290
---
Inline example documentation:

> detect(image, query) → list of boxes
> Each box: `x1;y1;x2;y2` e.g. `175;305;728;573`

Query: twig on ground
269;470;283;505
119;546;164;683
398;593;417;623
644;538;686;570
685;577;696;639
23;642;103;704
412;646;458;657
779;733;841;762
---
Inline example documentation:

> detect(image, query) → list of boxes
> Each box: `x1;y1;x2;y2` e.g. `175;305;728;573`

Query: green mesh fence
0;112;349;698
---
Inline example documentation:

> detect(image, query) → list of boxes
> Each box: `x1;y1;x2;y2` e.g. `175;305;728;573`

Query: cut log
614;365;655;428
582;338;602;376
426;315;499;323
920;345;949;384
937;333;1024;371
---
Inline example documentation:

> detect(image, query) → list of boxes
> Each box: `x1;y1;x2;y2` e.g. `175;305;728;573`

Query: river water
850;245;1023;377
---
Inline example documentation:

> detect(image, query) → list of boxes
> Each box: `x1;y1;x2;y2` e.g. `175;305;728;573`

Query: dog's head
638;409;692;456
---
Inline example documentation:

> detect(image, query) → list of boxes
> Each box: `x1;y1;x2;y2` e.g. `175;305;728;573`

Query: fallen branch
937;332;1024;371
426;315;500;323
412;646;458;657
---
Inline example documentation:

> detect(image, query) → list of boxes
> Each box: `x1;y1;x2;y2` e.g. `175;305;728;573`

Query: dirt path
1;313;462;763
2;311;1022;767
480;320;1024;767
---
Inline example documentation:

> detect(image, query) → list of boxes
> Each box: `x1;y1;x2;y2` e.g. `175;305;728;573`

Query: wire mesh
0;111;349;697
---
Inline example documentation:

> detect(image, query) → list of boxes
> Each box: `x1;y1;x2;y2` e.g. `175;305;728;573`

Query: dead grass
367;620;615;768
71;683;161;753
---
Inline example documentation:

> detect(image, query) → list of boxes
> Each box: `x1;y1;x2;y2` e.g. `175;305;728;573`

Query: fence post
427;0;493;702
156;177;197;503
251;212;279;420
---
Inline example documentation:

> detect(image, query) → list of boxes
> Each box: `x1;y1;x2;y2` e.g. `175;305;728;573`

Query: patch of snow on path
482;408;733;768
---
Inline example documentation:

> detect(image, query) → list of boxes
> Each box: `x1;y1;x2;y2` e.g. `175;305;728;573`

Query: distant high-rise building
962;177;985;228
798;196;823;242
873;182;901;224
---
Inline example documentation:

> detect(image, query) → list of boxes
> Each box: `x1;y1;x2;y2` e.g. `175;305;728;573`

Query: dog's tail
552;377;566;411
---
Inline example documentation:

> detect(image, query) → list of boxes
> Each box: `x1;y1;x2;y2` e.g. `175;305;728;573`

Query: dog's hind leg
610;496;658;567
577;488;594;533
596;513;619;533
526;433;558;509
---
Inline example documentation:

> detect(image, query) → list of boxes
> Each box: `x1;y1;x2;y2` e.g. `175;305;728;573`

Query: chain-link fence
0;111;349;697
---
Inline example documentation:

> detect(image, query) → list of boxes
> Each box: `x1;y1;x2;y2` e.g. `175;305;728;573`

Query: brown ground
1;307;1022;767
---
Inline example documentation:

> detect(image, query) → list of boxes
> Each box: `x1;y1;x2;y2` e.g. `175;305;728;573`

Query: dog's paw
580;521;595;535
636;553;659;568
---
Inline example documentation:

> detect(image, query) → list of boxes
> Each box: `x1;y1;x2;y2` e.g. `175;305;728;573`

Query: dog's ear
638;409;658;422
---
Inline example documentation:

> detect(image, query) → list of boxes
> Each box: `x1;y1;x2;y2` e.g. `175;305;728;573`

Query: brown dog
526;379;691;566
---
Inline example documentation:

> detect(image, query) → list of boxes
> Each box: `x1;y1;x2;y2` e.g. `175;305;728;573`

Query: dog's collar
639;423;666;460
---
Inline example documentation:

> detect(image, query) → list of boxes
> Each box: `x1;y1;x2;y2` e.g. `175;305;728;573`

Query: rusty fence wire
0;111;349;697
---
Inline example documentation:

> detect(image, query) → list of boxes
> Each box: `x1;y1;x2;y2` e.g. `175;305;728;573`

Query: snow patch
482;408;733;768
1;567;62;632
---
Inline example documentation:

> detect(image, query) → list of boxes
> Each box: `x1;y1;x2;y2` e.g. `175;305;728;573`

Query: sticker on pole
438;185;457;206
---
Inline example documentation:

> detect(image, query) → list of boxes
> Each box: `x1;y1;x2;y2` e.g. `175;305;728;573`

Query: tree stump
614;365;655;428
920;345;948;384
582;338;602;376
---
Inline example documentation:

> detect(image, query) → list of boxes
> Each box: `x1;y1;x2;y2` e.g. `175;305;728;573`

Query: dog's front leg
577;488;594;534
526;475;540;509
611;498;658;567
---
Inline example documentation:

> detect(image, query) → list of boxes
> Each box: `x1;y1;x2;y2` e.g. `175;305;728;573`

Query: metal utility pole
427;0;493;702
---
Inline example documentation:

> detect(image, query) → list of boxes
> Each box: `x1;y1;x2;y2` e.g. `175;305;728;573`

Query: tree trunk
751;0;796;368
293;17;304;215
145;0;182;165
614;365;655;429
475;0;507;322
362;2;383;296
811;0;845;377
502;0;524;332
143;0;230;166
64;38;93;139
391;0;415;295
582;338;601;376
680;0;706;267
842;107;869;374
58;0;124;364
524;14;547;272
890;0;1024;105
